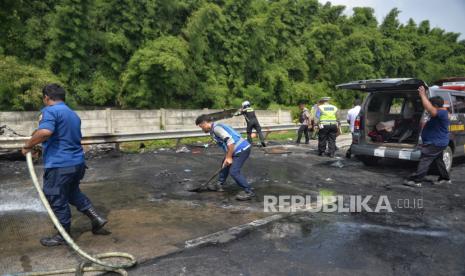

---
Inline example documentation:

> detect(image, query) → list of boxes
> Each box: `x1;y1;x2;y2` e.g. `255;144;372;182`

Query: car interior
364;91;424;146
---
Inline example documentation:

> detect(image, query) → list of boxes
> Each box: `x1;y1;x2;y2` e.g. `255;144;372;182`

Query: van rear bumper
351;144;421;161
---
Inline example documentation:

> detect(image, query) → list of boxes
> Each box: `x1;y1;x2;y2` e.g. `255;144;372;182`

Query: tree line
1;0;464;111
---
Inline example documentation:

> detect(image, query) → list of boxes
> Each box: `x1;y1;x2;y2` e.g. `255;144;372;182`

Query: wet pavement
128;213;465;276
1;134;465;275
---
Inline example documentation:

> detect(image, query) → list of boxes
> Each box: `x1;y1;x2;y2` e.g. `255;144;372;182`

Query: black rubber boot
40;227;69;247
261;142;267;147
84;207;108;234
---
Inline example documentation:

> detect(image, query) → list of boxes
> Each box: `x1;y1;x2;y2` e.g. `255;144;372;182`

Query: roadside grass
265;130;296;141
121;130;297;153
120;128;350;153
120;136;211;153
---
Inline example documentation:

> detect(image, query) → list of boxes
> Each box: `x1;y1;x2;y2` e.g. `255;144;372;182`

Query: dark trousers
43;164;93;229
318;124;338;155
408;144;450;181
296;125;310;144
246;121;265;144
219;148;252;192
346;133;355;158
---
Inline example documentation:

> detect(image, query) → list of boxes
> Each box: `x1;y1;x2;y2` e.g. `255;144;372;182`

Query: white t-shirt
347;105;361;133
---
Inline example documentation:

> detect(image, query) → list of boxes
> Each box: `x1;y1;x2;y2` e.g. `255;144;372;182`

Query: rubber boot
261;142;267;147
84;207;108;234
40;226;69;247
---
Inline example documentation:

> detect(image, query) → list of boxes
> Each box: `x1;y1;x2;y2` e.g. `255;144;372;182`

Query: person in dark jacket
235;101;266;147
296;101;311;144
404;86;452;187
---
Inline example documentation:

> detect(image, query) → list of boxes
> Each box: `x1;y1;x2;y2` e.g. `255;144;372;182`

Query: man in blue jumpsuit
196;115;255;200
22;84;108;246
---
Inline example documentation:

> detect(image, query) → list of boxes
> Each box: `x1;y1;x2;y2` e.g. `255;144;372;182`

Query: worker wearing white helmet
235;101;266;147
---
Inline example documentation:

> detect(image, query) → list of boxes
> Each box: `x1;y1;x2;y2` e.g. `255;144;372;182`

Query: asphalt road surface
1;138;465;275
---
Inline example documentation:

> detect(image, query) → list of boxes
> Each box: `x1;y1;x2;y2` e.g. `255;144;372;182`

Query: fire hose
9;153;137;276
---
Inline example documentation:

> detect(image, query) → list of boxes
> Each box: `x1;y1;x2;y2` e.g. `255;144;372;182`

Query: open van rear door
336;78;426;92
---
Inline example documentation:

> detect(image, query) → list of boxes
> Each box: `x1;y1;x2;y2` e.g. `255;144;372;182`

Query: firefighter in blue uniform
22;84;108;246
196;114;255;200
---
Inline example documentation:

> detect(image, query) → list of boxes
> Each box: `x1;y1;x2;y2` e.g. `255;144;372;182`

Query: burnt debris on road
1;136;465;275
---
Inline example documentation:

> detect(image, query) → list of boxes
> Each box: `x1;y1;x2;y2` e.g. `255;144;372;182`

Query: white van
337;78;465;172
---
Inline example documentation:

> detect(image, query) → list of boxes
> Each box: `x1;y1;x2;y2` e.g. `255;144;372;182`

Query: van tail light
354;116;362;131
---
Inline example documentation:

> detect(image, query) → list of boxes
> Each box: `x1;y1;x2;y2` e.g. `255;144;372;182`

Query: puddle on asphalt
334;221;451;238
0;188;45;213
260;213;465;244
264;222;303;239
263;147;292;155
253;183;319;200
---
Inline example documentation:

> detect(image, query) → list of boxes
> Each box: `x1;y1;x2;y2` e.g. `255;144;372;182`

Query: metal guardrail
0;124;301;150
0;123;350;150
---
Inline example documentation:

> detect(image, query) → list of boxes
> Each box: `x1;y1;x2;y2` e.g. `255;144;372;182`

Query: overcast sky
318;0;465;39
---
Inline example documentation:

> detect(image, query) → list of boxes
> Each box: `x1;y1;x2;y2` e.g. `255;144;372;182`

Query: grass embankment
120;130;297;153
120;127;349;153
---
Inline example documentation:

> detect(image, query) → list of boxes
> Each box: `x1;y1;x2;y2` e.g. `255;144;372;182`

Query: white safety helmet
242;101;251;108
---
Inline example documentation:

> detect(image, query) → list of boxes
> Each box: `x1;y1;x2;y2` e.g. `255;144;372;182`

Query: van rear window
368;96;383;112
388;98;404;114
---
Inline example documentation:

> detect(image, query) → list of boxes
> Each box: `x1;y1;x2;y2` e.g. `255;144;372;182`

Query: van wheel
443;146;453;173
357;156;380;166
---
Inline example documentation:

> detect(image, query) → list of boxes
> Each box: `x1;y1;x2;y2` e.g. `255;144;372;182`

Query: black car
336;78;465;172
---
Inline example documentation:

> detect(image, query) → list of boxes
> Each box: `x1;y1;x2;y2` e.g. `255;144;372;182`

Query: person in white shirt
347;98;362;133
346;98;362;158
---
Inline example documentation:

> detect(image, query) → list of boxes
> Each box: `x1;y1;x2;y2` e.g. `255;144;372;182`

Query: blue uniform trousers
219;148;252;192
43;163;92;229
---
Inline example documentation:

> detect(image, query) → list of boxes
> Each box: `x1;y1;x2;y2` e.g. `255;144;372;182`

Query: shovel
187;167;224;192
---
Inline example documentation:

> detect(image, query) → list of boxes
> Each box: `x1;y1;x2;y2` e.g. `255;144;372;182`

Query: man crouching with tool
22;84;108;246
196;115;255;200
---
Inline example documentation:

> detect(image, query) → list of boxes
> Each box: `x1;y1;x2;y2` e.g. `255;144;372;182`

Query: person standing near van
404;86;451;187
22;84;108;246
316;97;339;157
346;98;362;158
296;101;311;144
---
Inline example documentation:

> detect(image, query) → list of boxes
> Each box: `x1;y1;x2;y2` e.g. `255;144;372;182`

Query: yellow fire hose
9;153;137;276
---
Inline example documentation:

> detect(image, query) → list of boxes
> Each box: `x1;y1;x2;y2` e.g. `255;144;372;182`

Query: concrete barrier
0;108;295;136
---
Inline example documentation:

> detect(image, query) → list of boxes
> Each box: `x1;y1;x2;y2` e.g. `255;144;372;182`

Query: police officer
316;97;339;157
235;101;266;147
196;115;255;201
22;84;108;246
296;101;310;144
